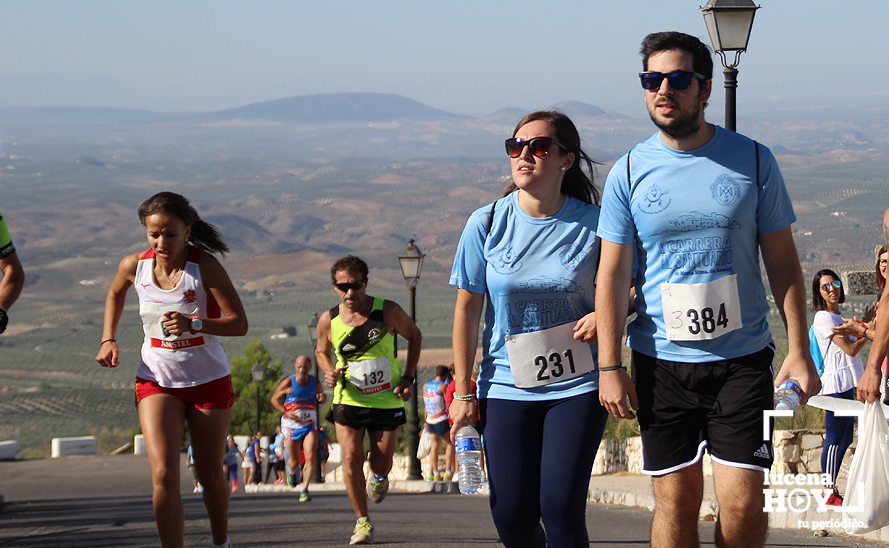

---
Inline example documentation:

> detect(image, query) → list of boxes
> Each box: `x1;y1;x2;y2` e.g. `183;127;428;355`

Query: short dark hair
330;255;369;283
640;31;713;81
812;269;845;311
435;365;450;379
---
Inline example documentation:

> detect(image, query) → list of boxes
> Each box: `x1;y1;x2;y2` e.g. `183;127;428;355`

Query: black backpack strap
626;149;631;182
486;198;499;236
753;140;760;189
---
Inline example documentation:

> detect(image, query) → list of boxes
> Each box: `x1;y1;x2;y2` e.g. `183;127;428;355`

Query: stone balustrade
325;429;831;483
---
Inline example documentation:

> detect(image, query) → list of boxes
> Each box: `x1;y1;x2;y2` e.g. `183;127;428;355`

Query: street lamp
700;0;760;132
250;360;266;483
307;312;323;483
398;239;425;480
251;361;265;434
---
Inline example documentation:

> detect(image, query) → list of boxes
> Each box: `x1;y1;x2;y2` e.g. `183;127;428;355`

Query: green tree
230;337;284;435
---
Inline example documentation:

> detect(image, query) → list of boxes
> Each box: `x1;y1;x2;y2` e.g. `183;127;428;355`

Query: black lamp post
250;360;266;483
398;239;425;480
307;312;323;483
700;0;760;132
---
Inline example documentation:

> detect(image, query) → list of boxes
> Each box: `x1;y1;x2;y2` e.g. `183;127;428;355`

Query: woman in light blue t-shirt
450;111;609;548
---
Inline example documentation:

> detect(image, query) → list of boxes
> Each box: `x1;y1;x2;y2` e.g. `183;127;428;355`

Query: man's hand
773;350;821;405
393;378;412;402
598;369;637;419
324;368;342;388
858;366;882;403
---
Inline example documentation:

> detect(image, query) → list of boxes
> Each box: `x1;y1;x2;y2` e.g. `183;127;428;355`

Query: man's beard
648;99;703;141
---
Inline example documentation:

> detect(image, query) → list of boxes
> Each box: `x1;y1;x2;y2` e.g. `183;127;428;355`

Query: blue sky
0;1;884;117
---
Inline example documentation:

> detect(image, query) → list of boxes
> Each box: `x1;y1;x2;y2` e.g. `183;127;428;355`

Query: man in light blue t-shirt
595;31;820;548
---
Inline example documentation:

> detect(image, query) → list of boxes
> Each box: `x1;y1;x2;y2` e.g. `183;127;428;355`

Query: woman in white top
96;192;247;548
811;268;865;507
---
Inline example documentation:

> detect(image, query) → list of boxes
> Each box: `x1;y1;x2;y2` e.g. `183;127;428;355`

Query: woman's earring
560;166;567;171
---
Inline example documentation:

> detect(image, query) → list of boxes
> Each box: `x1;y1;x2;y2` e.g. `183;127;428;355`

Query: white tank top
134;247;229;387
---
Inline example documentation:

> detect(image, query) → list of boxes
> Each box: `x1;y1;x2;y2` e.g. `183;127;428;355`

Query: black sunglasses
821;280;842;292
639;70;706;91
335;280;366;292
505;137;568;159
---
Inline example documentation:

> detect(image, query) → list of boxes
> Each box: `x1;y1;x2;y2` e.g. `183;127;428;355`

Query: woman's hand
161;311;192;335
95;340;120;368
863;302;878;323
449;399;476;440
832;318;864;337
573;312;598;343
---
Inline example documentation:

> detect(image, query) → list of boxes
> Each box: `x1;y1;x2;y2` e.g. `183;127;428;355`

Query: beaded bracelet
453;393;477;402
598;364;625;372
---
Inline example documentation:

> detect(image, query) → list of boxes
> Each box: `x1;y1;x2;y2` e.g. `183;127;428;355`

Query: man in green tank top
315;255;421;545
0;211;24;334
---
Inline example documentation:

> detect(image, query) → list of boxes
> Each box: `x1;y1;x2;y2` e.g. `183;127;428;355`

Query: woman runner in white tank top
96;192;247;548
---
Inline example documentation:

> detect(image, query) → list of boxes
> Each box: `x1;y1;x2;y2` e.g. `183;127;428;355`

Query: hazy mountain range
2;92;889;450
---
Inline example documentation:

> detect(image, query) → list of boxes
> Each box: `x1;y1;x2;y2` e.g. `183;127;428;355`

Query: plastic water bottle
454;425;483;494
774;380;802;411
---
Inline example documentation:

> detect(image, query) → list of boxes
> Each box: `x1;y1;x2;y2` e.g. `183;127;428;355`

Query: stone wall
324;429;843;483
587;429;840;478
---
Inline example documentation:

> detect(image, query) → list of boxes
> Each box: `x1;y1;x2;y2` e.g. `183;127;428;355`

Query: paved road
0;456;880;546
0;490;880;547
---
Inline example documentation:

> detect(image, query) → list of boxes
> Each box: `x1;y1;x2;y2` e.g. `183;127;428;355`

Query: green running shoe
349;517;374;545
366;474;389;504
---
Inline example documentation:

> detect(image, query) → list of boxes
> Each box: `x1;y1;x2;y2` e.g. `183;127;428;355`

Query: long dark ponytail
138;192;230;256
503;110;601;205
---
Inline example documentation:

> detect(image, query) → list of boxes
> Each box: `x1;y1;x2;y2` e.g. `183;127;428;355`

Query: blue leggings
479;391;608;548
821;389;855;489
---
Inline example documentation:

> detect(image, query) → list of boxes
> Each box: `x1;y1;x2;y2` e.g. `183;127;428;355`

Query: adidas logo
753;443;771;460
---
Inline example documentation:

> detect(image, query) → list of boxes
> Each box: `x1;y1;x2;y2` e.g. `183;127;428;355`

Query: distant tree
229;337;284;436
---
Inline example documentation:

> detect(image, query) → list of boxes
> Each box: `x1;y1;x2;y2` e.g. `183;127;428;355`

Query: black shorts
328;404;406;431
633;346;775;475
426;420;450;437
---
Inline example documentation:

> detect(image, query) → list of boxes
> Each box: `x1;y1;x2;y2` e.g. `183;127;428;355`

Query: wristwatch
190;316;203;334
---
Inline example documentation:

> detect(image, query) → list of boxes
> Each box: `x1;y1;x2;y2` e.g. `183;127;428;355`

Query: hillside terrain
2;93;889;452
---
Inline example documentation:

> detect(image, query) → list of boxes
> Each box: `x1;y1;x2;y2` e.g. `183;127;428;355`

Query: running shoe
287;474;298;488
826;492;844;507
425;472;434;481
442;471;453;481
366;474;389;504
433;473;442;481
349;517;374;545
299;490;311;502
